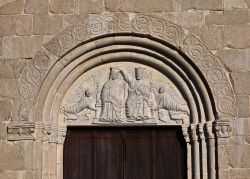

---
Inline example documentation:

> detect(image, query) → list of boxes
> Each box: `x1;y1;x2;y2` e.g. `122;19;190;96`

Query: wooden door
64;127;186;179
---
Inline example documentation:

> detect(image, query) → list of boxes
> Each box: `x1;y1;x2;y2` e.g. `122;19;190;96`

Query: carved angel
61;88;96;120
151;86;189;122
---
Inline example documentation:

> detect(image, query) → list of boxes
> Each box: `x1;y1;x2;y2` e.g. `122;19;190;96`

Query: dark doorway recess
63;126;187;179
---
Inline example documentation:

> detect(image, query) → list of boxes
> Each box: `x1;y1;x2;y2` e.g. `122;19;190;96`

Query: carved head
135;67;145;80
85;88;93;97
109;67;120;80
159;87;165;94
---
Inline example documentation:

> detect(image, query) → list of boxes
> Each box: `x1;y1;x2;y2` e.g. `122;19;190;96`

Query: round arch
7;13;237;179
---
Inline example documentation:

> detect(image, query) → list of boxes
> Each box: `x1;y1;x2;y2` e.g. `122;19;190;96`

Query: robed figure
120;67;151;120
99;67;126;122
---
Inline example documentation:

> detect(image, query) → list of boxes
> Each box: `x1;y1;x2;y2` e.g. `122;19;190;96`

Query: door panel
95;131;123;179
63;127;186;179
124;131;152;179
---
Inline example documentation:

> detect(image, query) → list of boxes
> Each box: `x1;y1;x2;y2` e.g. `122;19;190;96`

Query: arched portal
7;13;237;179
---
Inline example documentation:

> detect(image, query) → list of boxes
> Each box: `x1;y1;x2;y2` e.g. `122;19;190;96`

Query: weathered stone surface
173;0;192;11
0;123;7;140
0;59;27;79
218;169;229;179
19;141;34;170
0;16;15;36
216;49;246;71
231;72;250;95
236;96;250;118
205;10;248;25
244;119;250;136
227;145;242;168
218;145;229;169
0;170;18;179
105;0;133;12
245;0;250;7
50;0;74;14
0;38;2;56
25;0;48;14
133;0;173;12
193;0;223;10
75;0;104;15
246;136;250;144
63;15;87;27
0;141;25;171
16;15;32;36
0;99;12;121
0;79;19;99
240;145;250;167
2;36;43;59
235;118;245;136
0;0;24;15
225;25;250;49
224;0;248;9
33;15;62;35
201;25;225;50
246;49;250;70
183;26;201;37
174;11;205;26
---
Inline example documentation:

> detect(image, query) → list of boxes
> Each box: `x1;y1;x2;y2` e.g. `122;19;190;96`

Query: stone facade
0;0;249;179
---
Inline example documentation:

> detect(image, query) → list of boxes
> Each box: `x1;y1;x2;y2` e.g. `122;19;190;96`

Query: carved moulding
12;13;236;129
7;122;34;141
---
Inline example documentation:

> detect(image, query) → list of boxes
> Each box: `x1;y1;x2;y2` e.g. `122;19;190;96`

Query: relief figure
99;67;126;122
120;67;151;120
152;86;189;121
61;88;96;120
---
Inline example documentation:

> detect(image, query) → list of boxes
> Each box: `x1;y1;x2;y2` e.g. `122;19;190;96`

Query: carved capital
49;124;58;143
215;119;232;138
205;121;215;139
57;126;67;144
7;122;35;141
190;124;198;141
198;123;205;140
181;126;190;143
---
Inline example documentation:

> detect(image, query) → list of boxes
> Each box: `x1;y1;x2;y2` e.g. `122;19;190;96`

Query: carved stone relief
60;62;189;125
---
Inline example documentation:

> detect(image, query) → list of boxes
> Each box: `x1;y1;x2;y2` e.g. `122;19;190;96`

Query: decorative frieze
7;122;34;141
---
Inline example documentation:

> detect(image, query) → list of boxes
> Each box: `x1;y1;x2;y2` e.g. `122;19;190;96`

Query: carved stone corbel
215;119;232;138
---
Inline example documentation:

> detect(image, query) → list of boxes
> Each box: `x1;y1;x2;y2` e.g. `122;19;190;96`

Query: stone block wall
0;0;249;178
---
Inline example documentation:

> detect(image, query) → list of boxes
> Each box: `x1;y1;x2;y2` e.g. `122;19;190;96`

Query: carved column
57;126;67;179
34;122;44;179
206;122;216;179
199;123;207;179
191;124;200;179
42;123;51;179
182;126;192;179
49;124;58;179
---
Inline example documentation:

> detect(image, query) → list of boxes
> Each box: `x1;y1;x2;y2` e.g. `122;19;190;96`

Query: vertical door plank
124;130;152;179
95;131;123;179
155;130;183;179
79;131;94;179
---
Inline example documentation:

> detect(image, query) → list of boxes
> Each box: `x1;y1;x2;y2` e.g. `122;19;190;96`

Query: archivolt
10;13;237;179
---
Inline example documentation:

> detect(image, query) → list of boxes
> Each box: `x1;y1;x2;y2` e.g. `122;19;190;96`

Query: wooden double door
64;127;186;179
